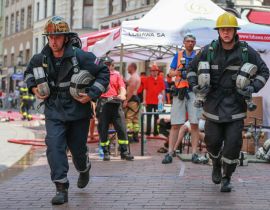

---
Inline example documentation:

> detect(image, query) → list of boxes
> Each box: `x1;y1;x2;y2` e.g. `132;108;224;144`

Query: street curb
0;122;34;173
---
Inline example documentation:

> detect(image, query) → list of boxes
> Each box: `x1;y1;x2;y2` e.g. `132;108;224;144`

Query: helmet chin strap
60;36;69;50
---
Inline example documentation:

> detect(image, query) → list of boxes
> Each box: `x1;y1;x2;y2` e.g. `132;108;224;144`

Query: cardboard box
244;96;263;126
242;96;265;154
242;134;266;154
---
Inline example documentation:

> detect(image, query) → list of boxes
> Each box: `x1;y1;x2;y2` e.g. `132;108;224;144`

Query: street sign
11;73;24;80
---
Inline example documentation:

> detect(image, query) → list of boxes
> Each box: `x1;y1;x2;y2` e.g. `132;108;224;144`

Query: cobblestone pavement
0;131;270;209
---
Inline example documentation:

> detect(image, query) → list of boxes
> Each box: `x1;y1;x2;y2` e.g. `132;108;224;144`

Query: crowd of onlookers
0;88;21;109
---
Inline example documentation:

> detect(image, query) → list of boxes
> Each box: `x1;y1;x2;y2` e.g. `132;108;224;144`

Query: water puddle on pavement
0;147;45;184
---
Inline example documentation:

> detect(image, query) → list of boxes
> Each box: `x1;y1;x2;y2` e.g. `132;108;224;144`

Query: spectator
143;64;165;136
165;74;174;104
158;118;206;163
162;33;201;164
123;63;141;143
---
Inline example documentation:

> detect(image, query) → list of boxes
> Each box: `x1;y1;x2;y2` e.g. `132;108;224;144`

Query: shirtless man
124;63;141;143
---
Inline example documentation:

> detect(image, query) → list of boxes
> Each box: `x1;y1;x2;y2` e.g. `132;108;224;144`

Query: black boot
102;146;110;161
133;132;139;143
212;158;222;184
51;182;69;205
103;152;110;161
220;162;237;192
77;165;91;189
121;151;134;161
220;177;232;192
128;134;134;143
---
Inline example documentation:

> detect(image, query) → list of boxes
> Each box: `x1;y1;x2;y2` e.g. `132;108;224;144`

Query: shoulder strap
42;55;48;68
207;40;217;63
177;50;184;69
240;41;249;63
71;47;80;73
207;40;249;64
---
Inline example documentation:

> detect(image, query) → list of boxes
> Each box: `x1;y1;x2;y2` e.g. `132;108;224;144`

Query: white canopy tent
121;0;270;127
81;0;270;61
81;0;270;127
121;0;270;52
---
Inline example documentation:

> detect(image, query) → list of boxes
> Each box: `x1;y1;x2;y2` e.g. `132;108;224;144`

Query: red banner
238;33;270;42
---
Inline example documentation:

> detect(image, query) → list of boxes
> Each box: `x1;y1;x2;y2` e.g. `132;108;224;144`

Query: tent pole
119;43;124;76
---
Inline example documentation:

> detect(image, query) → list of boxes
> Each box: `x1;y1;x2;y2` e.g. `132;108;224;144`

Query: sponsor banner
238;33;270;42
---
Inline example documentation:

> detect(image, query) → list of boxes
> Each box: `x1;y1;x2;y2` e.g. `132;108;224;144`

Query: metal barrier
140;111;170;156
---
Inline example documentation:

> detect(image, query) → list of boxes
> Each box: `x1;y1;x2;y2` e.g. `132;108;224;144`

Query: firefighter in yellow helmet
24;16;109;205
188;12;269;192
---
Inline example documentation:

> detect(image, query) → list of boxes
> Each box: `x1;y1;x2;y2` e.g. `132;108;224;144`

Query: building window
52;0;56;16
101;25;109;30
109;0;113;15
35;37;39;54
5;16;8;36
18;51;23;65
4;56;7;67
10;13;14;34
121;0;126;12
21;9;25;30
15;11;20;32
83;0;93;28
5;0;9;7
44;0;48;18
263;0;270;5
27;6;32;28
112;20;121;27
11;53;14;66
36;2;40;21
25;49;30;64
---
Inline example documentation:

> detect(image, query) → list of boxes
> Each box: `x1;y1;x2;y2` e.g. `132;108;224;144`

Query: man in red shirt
143;64;165;136
96;56;134;161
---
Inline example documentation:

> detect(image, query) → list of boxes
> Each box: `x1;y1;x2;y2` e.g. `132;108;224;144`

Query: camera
166;86;178;97
177;58;187;79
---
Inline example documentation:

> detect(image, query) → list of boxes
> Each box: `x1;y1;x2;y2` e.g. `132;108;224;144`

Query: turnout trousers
45;118;91;183
125;100;140;133
204;119;244;177
97;102;129;153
